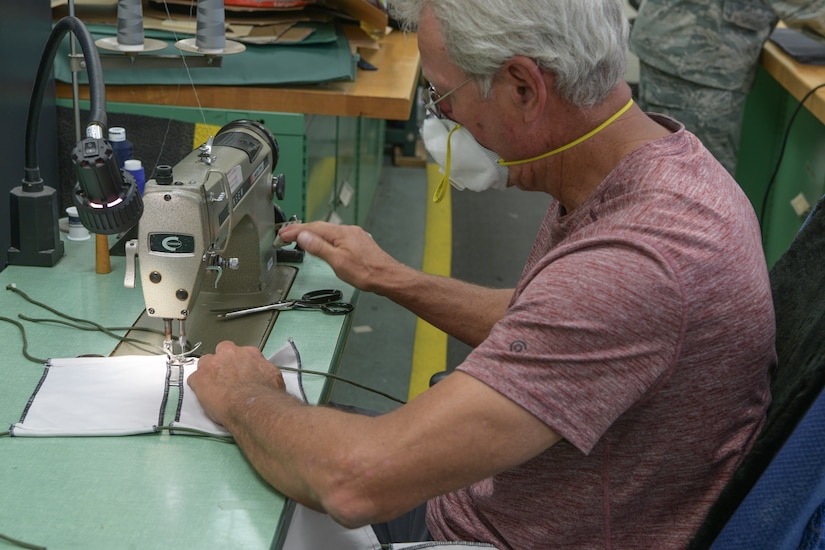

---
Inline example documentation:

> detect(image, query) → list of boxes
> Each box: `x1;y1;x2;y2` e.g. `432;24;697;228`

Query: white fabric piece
281;504;494;550
172;341;307;437
11;355;169;437
282;503;382;550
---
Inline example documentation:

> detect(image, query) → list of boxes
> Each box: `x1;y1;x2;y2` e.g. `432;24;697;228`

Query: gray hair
389;0;629;107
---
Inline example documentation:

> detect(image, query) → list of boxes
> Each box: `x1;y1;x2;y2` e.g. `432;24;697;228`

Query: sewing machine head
124;119;287;355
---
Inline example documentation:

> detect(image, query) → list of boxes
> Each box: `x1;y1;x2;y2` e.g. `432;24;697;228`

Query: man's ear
500;56;547;123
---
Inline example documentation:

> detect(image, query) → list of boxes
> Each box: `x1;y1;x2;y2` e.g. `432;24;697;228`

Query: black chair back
689;197;825;548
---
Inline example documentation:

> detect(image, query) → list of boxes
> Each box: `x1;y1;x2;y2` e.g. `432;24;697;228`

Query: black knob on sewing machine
273;173;286;201
156;165;173;185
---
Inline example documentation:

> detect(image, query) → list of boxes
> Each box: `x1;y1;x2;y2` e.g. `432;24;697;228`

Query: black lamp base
8;184;65;267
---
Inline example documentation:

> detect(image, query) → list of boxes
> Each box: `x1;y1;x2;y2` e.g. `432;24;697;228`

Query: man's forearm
222;387;359;518
219;385;439;529
191;352;563;530
276;222;512;346
376;263;512;347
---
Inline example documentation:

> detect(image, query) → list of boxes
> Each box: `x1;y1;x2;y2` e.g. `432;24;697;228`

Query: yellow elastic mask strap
433;124;464;203
499;98;634;167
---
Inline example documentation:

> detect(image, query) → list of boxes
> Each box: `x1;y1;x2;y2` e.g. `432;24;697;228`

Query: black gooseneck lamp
8;16;143;267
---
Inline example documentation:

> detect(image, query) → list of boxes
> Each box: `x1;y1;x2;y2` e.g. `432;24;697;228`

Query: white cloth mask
422;117;509;202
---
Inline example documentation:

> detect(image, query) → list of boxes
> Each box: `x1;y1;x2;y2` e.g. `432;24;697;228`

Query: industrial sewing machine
11;13;296;359
122;119;296;358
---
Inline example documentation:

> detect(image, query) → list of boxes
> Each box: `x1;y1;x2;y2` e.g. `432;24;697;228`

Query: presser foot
161;318;200;383
163;345;199;386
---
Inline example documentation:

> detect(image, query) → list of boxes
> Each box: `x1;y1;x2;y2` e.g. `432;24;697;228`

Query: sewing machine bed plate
113;264;298;357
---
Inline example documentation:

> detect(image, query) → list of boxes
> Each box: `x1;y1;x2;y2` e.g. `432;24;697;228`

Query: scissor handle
320;302;354;315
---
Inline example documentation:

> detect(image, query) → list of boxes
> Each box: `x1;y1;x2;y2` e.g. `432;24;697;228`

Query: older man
189;1;776;547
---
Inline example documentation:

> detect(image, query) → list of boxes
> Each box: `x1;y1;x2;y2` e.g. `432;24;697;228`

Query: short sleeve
458;239;685;454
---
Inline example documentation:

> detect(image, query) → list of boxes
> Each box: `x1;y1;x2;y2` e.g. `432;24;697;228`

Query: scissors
216;289;354;320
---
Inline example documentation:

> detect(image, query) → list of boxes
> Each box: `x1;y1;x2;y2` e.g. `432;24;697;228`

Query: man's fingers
295;230;340;264
296;230;318;253
279;220;331;242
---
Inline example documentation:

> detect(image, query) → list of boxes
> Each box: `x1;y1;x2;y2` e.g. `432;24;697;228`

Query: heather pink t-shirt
427;115;775;549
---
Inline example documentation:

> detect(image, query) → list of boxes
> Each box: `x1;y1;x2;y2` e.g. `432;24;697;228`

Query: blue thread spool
124;159;146;195
108;127;132;170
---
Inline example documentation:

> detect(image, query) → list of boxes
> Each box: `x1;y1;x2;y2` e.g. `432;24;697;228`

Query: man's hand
277;221;404;294
188;341;286;427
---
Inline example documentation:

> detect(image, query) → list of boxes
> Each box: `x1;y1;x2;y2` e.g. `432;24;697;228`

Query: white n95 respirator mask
421;98;637;203
422;117;509;202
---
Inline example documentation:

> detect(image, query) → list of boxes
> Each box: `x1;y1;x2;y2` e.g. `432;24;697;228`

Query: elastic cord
432;124;464;203
499;98;635;166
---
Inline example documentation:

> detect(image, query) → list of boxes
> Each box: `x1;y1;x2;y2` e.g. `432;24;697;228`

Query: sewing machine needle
163;319;174;356
178;319;188;355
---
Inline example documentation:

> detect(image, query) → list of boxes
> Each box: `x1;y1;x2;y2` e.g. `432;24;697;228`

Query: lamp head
71;135;143;235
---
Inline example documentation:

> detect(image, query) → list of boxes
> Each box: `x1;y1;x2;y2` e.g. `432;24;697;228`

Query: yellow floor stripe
305;157;337;222
408;164;452;400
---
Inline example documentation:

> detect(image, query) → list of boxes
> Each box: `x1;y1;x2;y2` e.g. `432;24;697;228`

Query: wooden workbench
56;30;421;121
760;40;825;125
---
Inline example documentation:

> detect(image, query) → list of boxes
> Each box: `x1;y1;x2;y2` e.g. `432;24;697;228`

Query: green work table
0;235;355;549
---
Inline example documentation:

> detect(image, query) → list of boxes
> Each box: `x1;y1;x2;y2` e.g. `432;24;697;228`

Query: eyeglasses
425;77;473;119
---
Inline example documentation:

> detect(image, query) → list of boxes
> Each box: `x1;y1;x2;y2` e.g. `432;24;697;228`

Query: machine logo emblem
162;236;184;252
149;233;196;254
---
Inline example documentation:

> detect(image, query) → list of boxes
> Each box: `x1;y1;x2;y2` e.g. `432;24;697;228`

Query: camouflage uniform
629;0;825;175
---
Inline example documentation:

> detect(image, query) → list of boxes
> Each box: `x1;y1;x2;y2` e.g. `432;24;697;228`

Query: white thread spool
66;206;91;241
